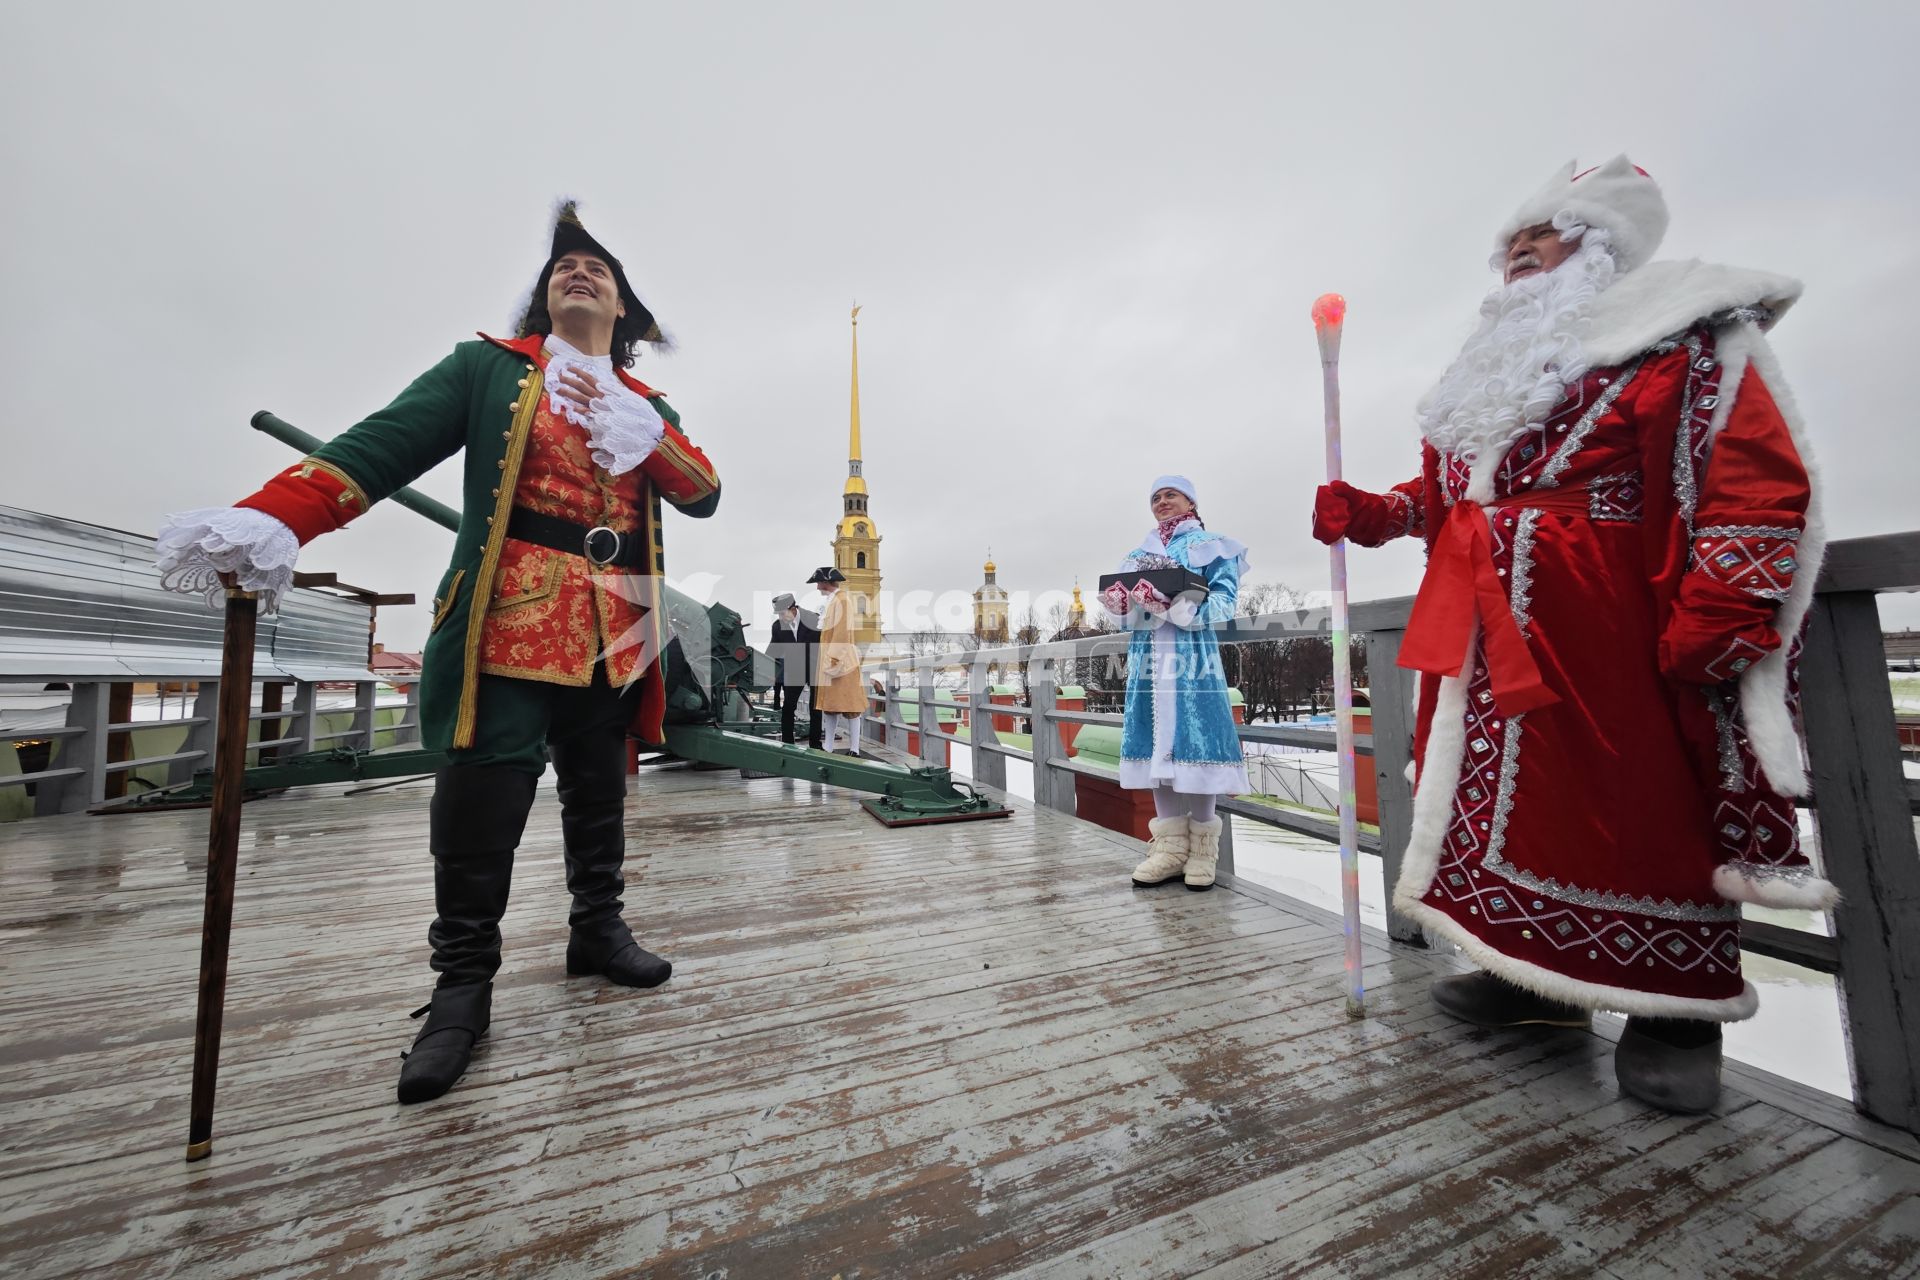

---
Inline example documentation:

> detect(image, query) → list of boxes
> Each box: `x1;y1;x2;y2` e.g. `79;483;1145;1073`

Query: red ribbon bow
1397;499;1559;714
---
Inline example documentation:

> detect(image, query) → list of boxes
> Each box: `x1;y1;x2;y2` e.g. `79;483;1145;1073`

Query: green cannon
121;412;1009;826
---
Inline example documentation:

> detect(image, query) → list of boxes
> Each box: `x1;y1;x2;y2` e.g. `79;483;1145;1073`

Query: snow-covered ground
947;740;1858;1101
1890;672;1920;712
0;685;409;735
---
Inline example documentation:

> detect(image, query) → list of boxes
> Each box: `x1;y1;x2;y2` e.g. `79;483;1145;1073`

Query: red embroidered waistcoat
479;396;655;686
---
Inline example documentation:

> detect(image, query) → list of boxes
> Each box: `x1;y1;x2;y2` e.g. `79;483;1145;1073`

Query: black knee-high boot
550;729;672;989
397;764;537;1105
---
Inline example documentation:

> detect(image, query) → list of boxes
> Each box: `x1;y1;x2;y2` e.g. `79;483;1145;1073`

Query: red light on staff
1311;292;1347;330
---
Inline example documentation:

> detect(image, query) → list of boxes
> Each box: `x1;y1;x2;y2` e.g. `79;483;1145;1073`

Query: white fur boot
1131;816;1191;886
1184;816;1223;890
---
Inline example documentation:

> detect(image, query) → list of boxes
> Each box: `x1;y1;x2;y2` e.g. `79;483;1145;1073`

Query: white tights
822;711;861;754
1151;785;1217;824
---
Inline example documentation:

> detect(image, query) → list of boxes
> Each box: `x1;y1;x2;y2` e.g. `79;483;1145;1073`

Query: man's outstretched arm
157;346;471;608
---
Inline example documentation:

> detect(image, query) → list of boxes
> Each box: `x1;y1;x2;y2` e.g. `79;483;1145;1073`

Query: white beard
1417;231;1618;470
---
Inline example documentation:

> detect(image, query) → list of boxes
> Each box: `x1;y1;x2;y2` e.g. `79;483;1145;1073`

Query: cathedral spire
845;304;865;496
833;303;882;644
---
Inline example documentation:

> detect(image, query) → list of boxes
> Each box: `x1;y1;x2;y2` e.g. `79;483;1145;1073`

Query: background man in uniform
768;591;821;747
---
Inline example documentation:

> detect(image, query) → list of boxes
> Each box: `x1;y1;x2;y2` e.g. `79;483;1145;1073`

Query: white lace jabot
542;333;666;476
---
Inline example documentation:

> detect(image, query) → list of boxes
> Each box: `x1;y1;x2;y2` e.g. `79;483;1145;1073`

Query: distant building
370;643;422;692
1888;629;1920;670
1049;584;1113;701
1049;584;1094;641
973;553;1010;643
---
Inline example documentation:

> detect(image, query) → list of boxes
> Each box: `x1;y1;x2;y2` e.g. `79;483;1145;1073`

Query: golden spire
845;304;866;496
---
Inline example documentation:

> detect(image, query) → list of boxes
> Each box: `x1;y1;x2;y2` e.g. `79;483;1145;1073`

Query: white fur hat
1495;155;1670;273
1150;474;1197;504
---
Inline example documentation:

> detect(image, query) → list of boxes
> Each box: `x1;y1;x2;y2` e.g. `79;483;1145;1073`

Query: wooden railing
6;678;419;816
0;505;411;815
858;530;1920;1134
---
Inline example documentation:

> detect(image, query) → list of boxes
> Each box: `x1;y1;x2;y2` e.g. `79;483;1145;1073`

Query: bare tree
1013;607;1044;703
1014;606;1042;647
907;625;949;658
1226;581;1310;723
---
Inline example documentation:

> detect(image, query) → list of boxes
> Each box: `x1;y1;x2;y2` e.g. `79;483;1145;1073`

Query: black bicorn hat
806;566;847;584
513;199;668;365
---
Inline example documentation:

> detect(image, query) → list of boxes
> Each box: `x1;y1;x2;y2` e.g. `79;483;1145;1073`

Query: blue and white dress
1117;519;1251;795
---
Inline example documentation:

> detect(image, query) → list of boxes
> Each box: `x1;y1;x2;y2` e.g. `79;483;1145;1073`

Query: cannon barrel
157;410;1005;828
252;411;464;533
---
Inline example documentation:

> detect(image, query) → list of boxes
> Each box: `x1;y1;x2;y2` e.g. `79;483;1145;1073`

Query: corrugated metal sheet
0;505;376;682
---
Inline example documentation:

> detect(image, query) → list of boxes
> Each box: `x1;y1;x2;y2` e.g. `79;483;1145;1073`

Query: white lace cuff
584;387;666;475
155;507;300;613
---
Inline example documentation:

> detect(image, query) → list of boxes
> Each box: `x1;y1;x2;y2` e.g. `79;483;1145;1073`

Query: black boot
551;729;673;990
567;927;673;988
396;764;536;1104
1430;970;1591;1028
397;982;491;1104
1616;1017;1723;1114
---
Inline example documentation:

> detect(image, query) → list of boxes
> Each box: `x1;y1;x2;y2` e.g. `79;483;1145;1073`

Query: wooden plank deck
1;766;1917;1279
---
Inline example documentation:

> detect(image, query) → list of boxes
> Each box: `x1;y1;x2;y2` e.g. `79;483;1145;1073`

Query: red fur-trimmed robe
1340;261;1831;1020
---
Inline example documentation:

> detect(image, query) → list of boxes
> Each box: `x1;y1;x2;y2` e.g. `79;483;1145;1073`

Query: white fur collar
1126;525;1249;572
1583;259;1803;368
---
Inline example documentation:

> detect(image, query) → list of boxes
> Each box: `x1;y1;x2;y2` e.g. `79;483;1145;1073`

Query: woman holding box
1100;475;1250;889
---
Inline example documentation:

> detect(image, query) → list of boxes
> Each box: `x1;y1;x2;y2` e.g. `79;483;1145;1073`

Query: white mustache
1509;253;1543;272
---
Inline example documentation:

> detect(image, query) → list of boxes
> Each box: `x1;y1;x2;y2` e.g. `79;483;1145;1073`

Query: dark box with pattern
1097;567;1209;603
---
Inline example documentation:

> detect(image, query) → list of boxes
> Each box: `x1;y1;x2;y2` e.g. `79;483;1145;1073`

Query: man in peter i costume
1314;157;1828;1112
158;202;721;1103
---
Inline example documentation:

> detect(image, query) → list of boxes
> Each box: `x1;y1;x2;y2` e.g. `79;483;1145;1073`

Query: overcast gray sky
7;0;1916;648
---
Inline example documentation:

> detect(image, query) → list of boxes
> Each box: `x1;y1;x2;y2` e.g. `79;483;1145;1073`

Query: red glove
1099;581;1131;617
1131;579;1170;616
1312;480;1364;545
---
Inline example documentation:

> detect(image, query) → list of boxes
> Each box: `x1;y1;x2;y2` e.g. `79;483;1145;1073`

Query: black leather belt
506;508;650;570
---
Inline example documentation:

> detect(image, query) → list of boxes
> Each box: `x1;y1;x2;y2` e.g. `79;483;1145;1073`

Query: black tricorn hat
513;199;668;367
806;566;847;584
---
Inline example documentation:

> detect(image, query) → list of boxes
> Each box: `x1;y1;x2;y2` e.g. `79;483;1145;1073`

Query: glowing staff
1312;291;1366;1020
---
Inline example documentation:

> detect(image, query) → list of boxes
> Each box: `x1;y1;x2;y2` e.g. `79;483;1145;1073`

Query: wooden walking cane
185;573;258;1162
1313;292;1367;1020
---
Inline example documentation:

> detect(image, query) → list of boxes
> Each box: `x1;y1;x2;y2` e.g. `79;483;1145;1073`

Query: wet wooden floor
2;766;1918;1279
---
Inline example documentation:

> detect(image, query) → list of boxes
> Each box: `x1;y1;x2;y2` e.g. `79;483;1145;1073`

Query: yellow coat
812;591;868;714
